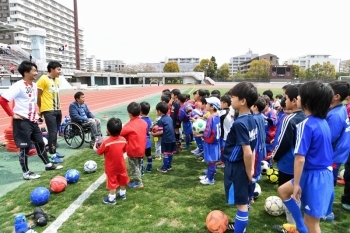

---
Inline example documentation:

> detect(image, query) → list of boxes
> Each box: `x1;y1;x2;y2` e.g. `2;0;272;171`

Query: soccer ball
339;169;345;180
84;160;97;173
65;169;80;184
253;183;262;199
30;187;50;206
206;210;229;233
152;125;159;134
192;119;206;134
264;196;284;216
261;161;270;174
266;168;279;184
50;175;67;193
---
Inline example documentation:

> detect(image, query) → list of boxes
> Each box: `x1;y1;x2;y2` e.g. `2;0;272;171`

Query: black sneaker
45;164;64;171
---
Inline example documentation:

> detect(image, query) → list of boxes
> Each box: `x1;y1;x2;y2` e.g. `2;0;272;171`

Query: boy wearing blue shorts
152;102;177;173
277;81;334;233
223;82;258;232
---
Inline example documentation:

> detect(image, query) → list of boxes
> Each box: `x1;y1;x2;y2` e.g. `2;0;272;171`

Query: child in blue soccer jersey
223;82;258;233
140;101;153;174
178;94;193;149
152;102;177;173
197;97;221;185
323;81;350;221
277;81;334;233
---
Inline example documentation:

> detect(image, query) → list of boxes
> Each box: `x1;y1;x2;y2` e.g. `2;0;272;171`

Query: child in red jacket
94;117;129;205
121;102;147;188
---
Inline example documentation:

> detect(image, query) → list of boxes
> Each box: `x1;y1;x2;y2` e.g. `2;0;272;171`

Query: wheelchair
62;121;92;149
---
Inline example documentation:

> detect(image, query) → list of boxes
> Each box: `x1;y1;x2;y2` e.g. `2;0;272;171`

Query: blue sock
235;209;248;233
283;198;308;233
168;154;173;168
147;157;152;170
185;134;190;147
207;162;216;182
326;191;335;215
162;156;169;170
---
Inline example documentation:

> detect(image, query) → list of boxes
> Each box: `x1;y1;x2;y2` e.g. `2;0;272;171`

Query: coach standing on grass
37;61;65;164
0;61;63;180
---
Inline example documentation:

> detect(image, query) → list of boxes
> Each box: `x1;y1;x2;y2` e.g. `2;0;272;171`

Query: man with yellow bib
37;61;64;163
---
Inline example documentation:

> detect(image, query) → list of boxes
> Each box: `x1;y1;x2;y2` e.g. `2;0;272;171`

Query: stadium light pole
74;0;81;70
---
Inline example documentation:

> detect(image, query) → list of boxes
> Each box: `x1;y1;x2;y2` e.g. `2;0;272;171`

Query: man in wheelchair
69;91;102;148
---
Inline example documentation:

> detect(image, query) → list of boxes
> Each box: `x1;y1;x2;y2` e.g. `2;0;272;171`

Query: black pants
341;155;350;205
13;119;50;172
43;110;62;154
278;171;294;187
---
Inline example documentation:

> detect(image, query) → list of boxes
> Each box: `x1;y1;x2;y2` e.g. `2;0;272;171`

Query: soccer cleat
196;156;204;162
342;203;350;211
227;222;246;232
157;167;167;173
321;212;334;222
50;156;63;164
167;166;172;171
56;152;65;158
200;178;214;185
146;168;152;173
191;148;199;153
45;164;63;171
103;196;116;205
117;191;126;200
23;172;41;180
128;182;144;188
194;150;203;156
199;175;206;180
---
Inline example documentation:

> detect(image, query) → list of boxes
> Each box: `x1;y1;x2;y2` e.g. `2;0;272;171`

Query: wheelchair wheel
84;130;91;143
63;122;85;149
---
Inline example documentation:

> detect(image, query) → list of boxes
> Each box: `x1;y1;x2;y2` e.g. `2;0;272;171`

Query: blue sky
60;0;349;66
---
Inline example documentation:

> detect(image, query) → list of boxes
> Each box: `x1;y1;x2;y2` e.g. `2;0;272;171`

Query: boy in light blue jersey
323;81;350;221
277;81;334;233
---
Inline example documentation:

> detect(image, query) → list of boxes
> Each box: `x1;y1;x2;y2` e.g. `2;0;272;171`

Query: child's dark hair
211;90;221;98
204;89;210;97
253;96;266;112
263;89;274;100
280;97;286;108
228;82;258;108
162;89;170;93
186;94;191;101
263;95;270;107
220;95;231;107
198;96;206;105
194;89;207;97
171;89;181;97
156;102;168;114
285;84;301;101
140;101;150;115
275;94;283;99
47;61;62;73
18;61;37;77
107;117;122;136
161;95;170;103
328;81;350;101
162;90;171;99
127;102;141;117
299;81;333;119
177;94;187;104
282;84;292;90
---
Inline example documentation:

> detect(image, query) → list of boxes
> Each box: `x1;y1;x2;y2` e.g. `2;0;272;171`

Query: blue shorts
161;142;177;155
220;138;226;148
224;161;250;205
203;141;220;162
291;167;333;218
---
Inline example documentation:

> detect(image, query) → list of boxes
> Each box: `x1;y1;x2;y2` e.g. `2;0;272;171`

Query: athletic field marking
42;174;106;233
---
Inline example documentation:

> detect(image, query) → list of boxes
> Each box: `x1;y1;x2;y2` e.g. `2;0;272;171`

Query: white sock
119;190;126;195
23;171;29;175
45;163;53;167
108;194;116;201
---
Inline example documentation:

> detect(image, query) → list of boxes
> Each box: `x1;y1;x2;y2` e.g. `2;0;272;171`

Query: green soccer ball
266;168;279;184
192;119;206;134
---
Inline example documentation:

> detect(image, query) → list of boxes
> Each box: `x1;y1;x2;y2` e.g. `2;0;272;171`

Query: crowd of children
93;81;350;233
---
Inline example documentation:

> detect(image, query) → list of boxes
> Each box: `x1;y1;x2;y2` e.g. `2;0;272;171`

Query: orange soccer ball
206;210;229;233
50;175;67;193
152;125;159;134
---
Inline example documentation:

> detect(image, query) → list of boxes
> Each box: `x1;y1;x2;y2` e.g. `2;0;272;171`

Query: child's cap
205;97;221;110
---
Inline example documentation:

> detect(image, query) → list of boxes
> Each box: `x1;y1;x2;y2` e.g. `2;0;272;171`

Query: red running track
0;86;182;141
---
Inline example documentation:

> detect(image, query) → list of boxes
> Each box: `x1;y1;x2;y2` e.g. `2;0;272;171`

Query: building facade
151;57;200;73
339;59;349;72
0;0;85;70
85;55;104;71
286;54;339;71
238;53;279;74
103;60;125;72
229;50;258;75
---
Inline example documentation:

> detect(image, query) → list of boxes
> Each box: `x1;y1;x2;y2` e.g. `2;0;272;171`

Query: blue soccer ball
65;169;80;183
30;187;50;206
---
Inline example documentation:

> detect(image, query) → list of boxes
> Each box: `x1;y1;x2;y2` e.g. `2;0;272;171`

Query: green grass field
1;86;349;233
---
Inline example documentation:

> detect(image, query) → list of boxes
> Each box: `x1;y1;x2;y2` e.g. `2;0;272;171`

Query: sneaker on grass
103;196;116;205
45;164;63;171
200;177;214;185
342;203;350;211
50;156;63;164
117;191;126;200
157;167;167;173
227;222;246;232
23;172;40;180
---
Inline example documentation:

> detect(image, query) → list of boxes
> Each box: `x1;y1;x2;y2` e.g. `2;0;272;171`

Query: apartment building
103;60;125;72
238;53;279;74
286;54;338;71
151;57;200;73
0;0;85;70
229;50;258;75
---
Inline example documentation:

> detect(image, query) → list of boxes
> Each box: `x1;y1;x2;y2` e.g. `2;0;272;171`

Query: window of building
1;0;8;2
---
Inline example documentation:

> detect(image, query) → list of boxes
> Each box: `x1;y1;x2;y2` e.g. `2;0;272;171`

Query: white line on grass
42;173;106;233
